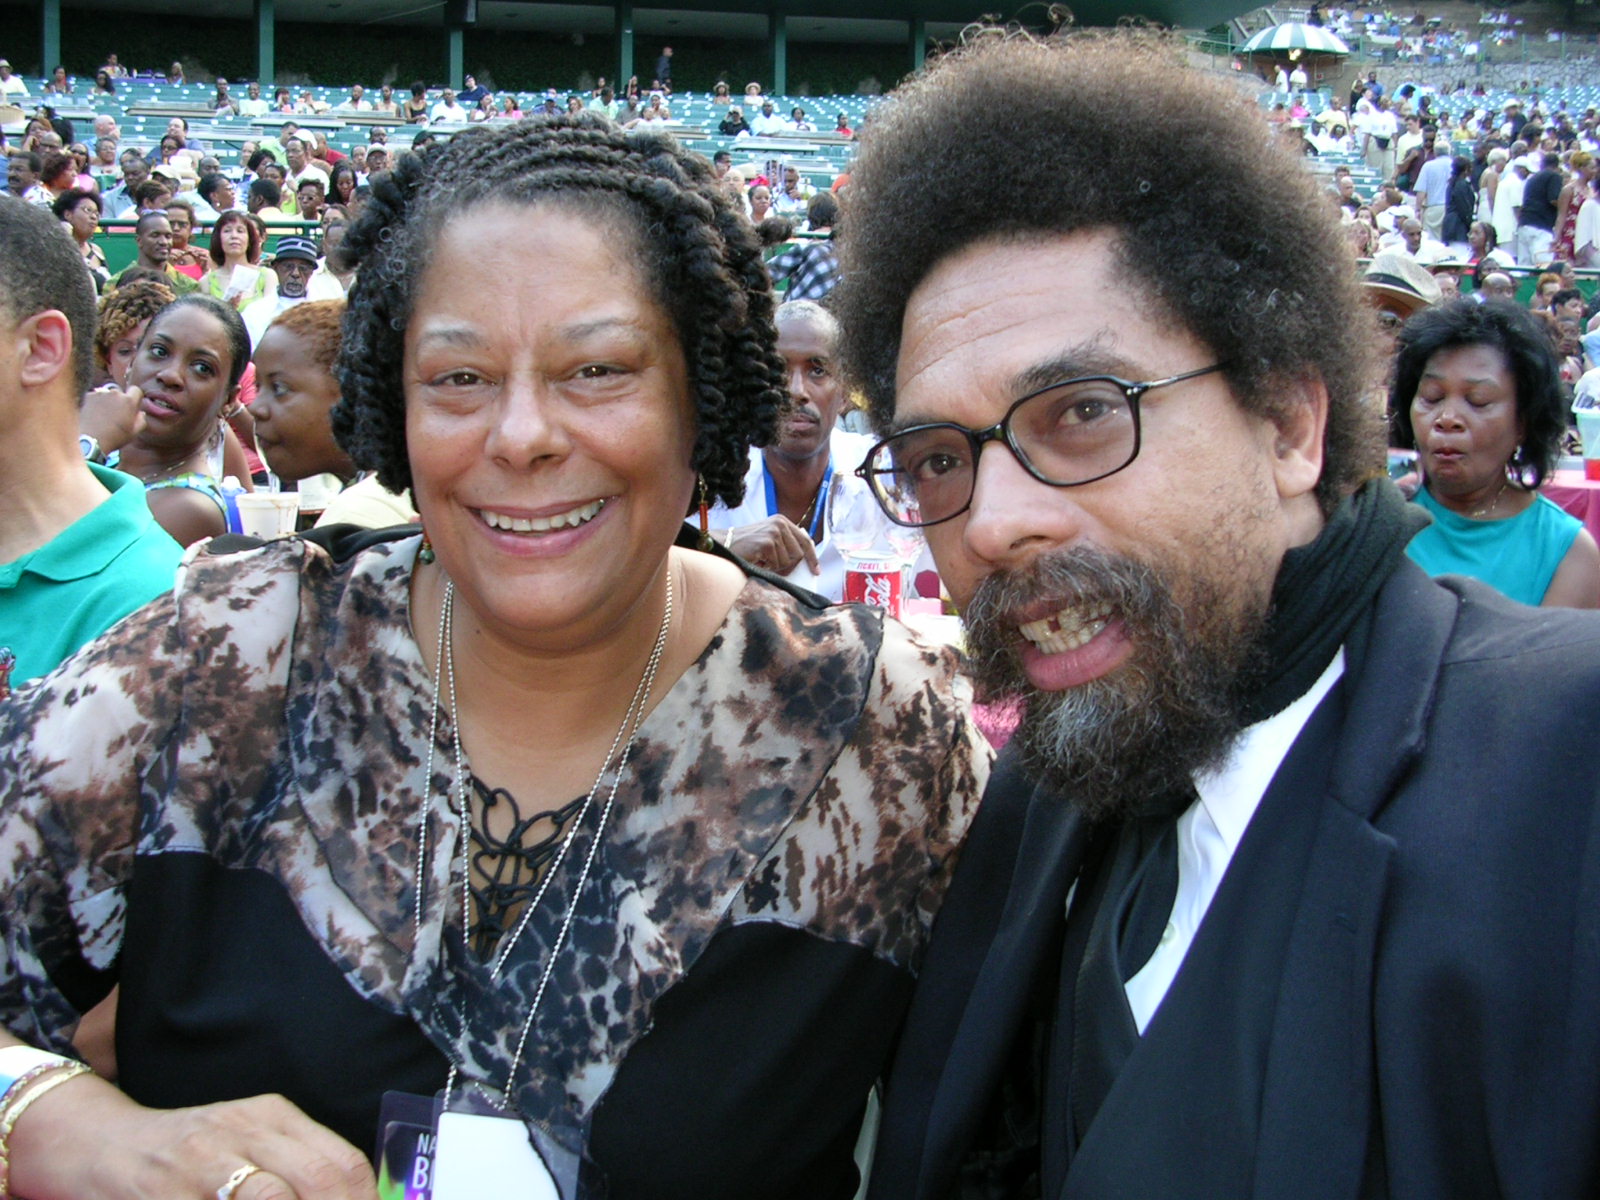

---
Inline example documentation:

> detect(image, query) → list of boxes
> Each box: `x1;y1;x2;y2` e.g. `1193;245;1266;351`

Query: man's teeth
1018;604;1111;654
481;499;604;533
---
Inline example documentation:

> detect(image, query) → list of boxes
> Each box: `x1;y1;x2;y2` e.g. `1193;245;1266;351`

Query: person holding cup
1391;297;1600;606
703;300;873;599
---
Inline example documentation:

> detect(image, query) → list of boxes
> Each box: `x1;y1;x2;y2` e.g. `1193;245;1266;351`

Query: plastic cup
294;473;342;513
1574;412;1600;470
234;492;302;538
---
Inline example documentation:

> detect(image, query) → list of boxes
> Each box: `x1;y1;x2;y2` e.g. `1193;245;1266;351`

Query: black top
1522;167;1564;230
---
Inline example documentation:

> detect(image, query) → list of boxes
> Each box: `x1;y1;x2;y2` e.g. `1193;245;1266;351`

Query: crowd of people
1302;4;1593;68
3;24;1600;1200
0;61;845;290
1273;70;1600;276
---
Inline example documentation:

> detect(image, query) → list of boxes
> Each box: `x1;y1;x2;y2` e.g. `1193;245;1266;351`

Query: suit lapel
1059;565;1459;1200
913;763;1092;1199
1251;801;1395;1199
1057;694;1348;1198
1251;561;1457;1198
1327;559;1456;815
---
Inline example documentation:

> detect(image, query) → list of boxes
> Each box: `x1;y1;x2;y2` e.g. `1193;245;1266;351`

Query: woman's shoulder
734;573;934;653
1532;490;1585;537
731;576;976;736
176;530;417;634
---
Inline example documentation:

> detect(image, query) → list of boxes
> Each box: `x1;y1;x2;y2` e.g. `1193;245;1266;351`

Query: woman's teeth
480;499;604;533
1018;604;1111;654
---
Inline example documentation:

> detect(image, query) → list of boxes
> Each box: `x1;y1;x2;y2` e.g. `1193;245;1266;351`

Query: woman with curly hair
92;275;176;386
36;150;77;205
0;115;987;1200
1392;298;1600;606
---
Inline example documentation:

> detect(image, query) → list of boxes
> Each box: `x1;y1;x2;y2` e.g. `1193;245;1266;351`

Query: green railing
96;220;320;276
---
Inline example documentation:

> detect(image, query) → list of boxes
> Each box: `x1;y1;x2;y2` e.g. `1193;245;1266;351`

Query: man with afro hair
837;30;1600;1199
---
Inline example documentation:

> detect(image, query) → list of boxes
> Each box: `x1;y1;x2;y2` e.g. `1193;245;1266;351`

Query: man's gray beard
964;546;1270;824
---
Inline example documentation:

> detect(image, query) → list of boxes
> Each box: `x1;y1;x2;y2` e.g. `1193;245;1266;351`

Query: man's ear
16;310;74;390
1268;374;1328;504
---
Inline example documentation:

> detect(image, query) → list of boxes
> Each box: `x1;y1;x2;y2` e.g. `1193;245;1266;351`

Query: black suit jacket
871;561;1600;1199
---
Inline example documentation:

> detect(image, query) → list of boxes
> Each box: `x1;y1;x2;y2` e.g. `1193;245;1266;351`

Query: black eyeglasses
855;363;1227;528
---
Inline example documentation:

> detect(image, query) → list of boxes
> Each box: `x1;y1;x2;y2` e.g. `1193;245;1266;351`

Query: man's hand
726;515;820;575
79;385;145;456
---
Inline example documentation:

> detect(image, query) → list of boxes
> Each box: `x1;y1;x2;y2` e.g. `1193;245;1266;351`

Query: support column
41;0;60;77
910;16;926;72
769;11;787;97
615;2;634;93
254;0;275;86
447;26;464;89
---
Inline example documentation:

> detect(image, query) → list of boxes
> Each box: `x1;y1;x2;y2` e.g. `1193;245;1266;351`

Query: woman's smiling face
402;202;696;653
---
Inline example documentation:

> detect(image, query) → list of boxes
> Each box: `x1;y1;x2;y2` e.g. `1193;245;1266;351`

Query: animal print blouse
0;534;989;1199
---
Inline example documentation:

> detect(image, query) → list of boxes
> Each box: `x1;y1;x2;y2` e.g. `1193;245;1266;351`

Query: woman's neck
416;556;674;740
764;448;831;527
411;548;744;800
1428;474;1533;521
413;554;664;800
117;436;210;481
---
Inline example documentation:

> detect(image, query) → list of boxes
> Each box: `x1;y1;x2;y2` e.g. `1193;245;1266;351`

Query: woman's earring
697;476;715;552
418;529;435;564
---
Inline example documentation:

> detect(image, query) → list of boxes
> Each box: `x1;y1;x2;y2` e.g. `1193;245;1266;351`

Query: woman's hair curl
94;277;176;373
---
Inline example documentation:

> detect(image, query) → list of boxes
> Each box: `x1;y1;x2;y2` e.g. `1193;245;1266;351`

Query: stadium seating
5;71;873;187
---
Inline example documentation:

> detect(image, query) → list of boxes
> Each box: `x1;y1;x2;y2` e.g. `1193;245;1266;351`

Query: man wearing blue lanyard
706;301;873;601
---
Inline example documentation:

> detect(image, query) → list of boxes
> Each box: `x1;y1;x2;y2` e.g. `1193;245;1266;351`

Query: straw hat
1362;249;1442;315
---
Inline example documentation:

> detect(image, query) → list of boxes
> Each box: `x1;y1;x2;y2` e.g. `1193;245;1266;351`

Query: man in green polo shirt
0;202;183;698
109;210;199;295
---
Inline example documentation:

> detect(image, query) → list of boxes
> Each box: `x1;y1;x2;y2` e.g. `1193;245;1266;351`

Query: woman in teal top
1391;298;1600;607
107;295;251;548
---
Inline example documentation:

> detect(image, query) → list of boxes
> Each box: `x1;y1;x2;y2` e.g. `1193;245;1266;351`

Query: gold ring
216;1163;264;1200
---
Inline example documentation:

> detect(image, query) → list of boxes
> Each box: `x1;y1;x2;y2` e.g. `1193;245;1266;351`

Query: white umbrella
1241;23;1352;55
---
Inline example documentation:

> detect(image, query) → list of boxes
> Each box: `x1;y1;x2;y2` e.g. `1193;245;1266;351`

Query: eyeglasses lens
866;380;1137;527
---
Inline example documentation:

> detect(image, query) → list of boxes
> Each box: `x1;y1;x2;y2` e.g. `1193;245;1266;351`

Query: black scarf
1241;477;1428;726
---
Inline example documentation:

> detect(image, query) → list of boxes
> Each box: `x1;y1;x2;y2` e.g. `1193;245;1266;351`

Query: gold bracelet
0;1063;65;1131
0;1061;92;1198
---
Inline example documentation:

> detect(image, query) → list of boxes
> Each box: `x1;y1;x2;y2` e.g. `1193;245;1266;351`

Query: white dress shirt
1122;649;1345;1033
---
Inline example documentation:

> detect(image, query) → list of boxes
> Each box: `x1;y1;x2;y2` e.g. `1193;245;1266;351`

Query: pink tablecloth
1542;470;1600;544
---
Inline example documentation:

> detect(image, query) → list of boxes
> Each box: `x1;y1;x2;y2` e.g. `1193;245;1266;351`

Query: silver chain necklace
416;565;675;1109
